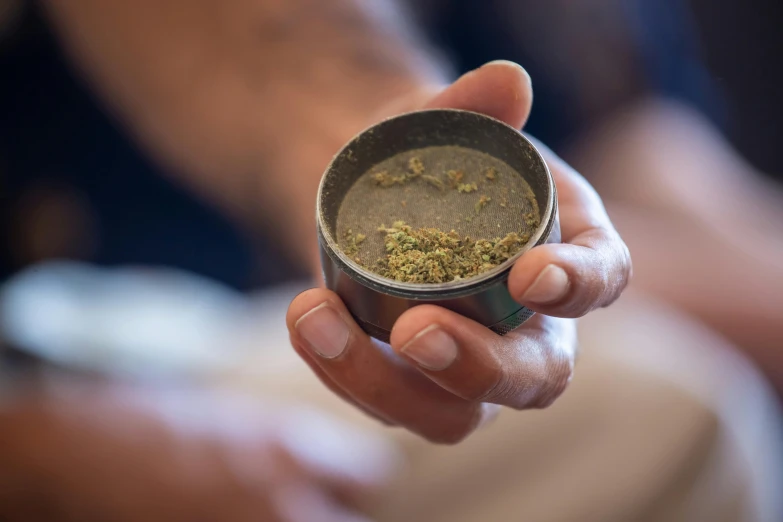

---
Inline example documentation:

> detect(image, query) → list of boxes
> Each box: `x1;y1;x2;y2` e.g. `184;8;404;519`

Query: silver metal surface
317;109;560;342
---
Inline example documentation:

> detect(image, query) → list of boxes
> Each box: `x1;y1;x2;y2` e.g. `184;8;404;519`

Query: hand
0;380;397;522
286;61;632;443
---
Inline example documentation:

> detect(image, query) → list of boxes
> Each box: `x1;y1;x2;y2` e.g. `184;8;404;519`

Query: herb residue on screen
337;147;541;284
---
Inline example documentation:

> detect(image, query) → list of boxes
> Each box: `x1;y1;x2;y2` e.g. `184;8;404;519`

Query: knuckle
475;369;516;405
477;349;548;410
596;261;614;310
466;325;577;411
564;264;608;318
531;338;575;409
600;235;633;309
450;345;510;404
572;231;631;315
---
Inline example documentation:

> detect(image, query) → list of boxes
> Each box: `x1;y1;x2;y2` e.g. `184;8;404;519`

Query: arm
570;99;783;391
42;0;448;265
0;378;396;521
43;1;633;442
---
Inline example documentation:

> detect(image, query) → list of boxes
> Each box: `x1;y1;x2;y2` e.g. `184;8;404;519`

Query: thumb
425;60;534;130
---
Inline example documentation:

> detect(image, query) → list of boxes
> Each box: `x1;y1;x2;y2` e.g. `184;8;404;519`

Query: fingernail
401;325;458;371
521;265;570;304
295;303;349;359
483;60;531;85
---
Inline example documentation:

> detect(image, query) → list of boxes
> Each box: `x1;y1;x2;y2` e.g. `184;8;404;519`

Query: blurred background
0;0;782;521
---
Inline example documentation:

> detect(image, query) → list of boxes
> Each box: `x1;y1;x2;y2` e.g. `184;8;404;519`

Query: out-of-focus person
411;0;783;390
0;377;398;522
0;1;781;521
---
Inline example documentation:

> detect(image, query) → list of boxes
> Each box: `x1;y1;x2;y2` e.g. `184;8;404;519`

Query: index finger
507;139;632;317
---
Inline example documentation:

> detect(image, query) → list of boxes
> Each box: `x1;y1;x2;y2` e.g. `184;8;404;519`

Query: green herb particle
371;221;529;284
408;156;425;175
422;175;445;191
475;195;491;214
457;182;478;193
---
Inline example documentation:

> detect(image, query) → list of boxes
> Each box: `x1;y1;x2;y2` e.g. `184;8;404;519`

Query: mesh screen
335;145;539;277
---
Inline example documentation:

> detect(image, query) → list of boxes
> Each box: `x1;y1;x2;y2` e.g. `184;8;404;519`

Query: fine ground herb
457;182;478;193
475;194;491;214
372;155;425;187
447;169;464;188
408;157;425;175
343;230;366;258
372;221;530;284
336;145;541;284
422;174;445;190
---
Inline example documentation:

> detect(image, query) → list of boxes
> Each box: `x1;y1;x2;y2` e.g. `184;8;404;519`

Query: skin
38;0;631;444
42;0;446;265
0;380;396;522
286;64;632;443
433;0;783;392
571;99;783;391
1;3;631;518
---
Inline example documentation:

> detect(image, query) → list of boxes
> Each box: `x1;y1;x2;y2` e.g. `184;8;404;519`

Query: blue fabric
1;7;291;289
623;0;725;128
426;0;724;150
1;2;722;288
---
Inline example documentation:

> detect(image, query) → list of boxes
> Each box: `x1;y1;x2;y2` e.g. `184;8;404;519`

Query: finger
389;305;576;410
287;289;487;444
425;60;533;129
293;340;396;427
507;138;633;317
288;301;398;427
